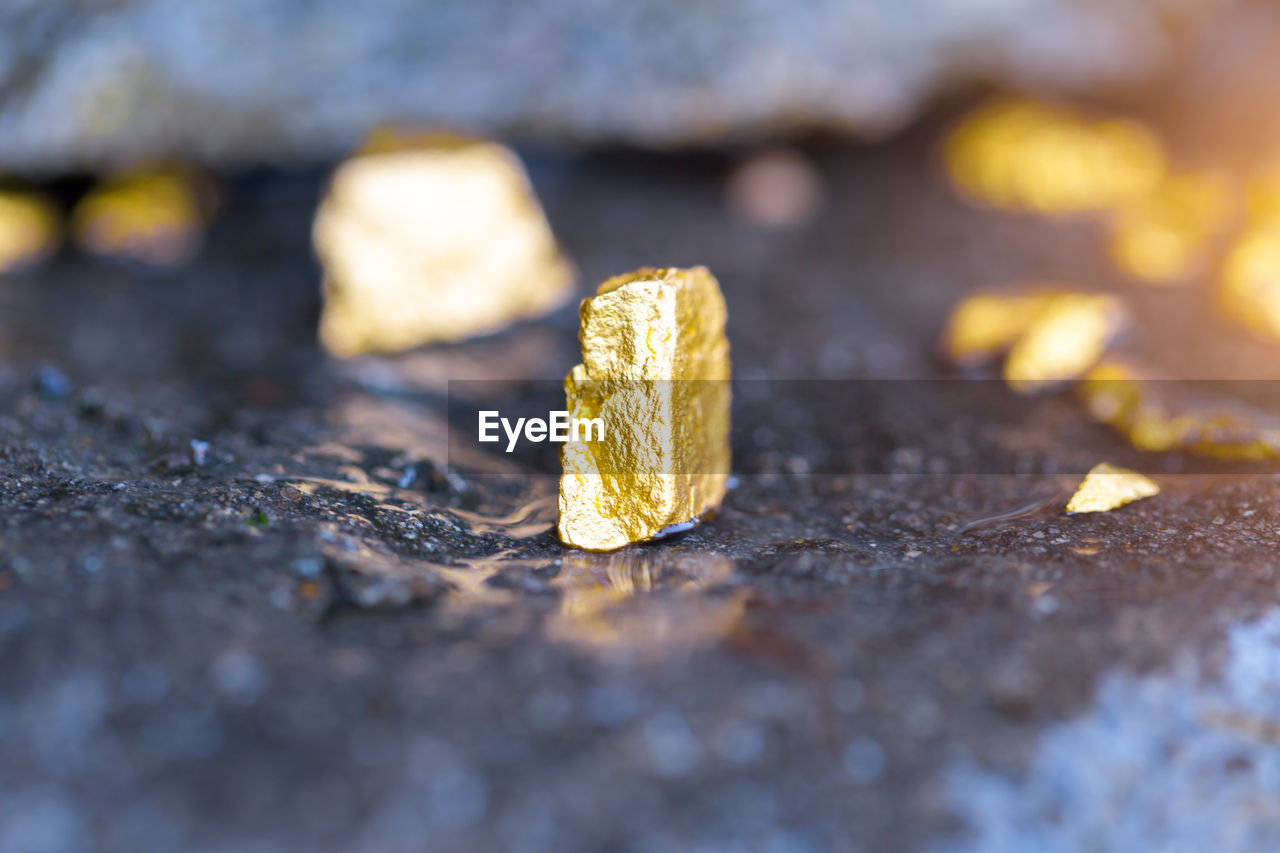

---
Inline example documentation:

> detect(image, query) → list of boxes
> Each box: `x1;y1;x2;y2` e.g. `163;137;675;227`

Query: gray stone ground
7;109;1280;851
0;0;1225;171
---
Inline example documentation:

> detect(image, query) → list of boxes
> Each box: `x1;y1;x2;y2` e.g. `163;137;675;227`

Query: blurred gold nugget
1109;171;1236;284
1219;162;1280;327
1220;225;1280;343
314;135;573;356
940;289;1066;367
0;191;59;272
71;167;205;266
940;289;1125;392
1003;292;1126;394
1244;163;1280;226
1066;462;1159;514
1080;361;1280;459
944;97;1164;215
559;267;731;552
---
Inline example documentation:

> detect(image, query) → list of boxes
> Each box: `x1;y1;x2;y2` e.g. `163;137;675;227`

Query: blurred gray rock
0;0;1222;171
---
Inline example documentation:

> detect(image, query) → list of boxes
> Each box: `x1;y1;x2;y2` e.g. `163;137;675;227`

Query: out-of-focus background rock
0;0;1246;172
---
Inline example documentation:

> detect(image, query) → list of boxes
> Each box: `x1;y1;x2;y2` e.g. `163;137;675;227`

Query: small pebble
190;439;210;466
34;365;71;399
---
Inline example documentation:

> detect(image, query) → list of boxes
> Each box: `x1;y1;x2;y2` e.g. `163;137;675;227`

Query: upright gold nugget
314;136;573;356
559;267;731;551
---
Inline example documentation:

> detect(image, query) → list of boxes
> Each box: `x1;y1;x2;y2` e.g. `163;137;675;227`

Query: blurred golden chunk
0;191;59;272
559;267;731;552
940;289;1066;367
71;168;205;266
944;97;1165;216
314;136;573;356
1003;293;1126;393
1220;225;1280;343
1244;163;1280;228
1109;171;1236;284
1066;462;1158;514
1079;361;1280;459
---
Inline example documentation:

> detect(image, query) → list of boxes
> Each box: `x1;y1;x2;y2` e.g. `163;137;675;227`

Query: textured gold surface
0;191;59;272
558;267;731;551
1066;462;1159;514
71;168;205;266
314;137;573;356
1003;293;1125;394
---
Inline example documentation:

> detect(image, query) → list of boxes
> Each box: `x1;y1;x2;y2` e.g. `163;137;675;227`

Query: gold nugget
1002;293;1126;394
0;191;59;272
314;135;573;356
559;267;731;551
944;98;1164;216
1066;463;1159;514
940;289;1066;367
71;167;205;266
940;289;1125;390
1220;225;1280;343
1080;361;1280;459
1109;171;1236;285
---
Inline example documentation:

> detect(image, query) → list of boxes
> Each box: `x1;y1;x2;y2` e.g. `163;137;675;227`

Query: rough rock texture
0;0;1225;171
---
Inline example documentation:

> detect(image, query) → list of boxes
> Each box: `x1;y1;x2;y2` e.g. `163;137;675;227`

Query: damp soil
6;115;1280;852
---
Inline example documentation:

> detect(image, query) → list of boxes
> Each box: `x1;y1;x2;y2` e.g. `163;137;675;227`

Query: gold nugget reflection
71;168;205;266
0;191;59;272
547;551;745;659
944;97;1164;215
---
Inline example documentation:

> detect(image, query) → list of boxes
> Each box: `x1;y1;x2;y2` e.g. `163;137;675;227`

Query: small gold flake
1066;463;1159;514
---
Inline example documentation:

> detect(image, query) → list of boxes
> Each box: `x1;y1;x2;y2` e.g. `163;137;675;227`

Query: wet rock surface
6;117;1280;851
0;0;1226;171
